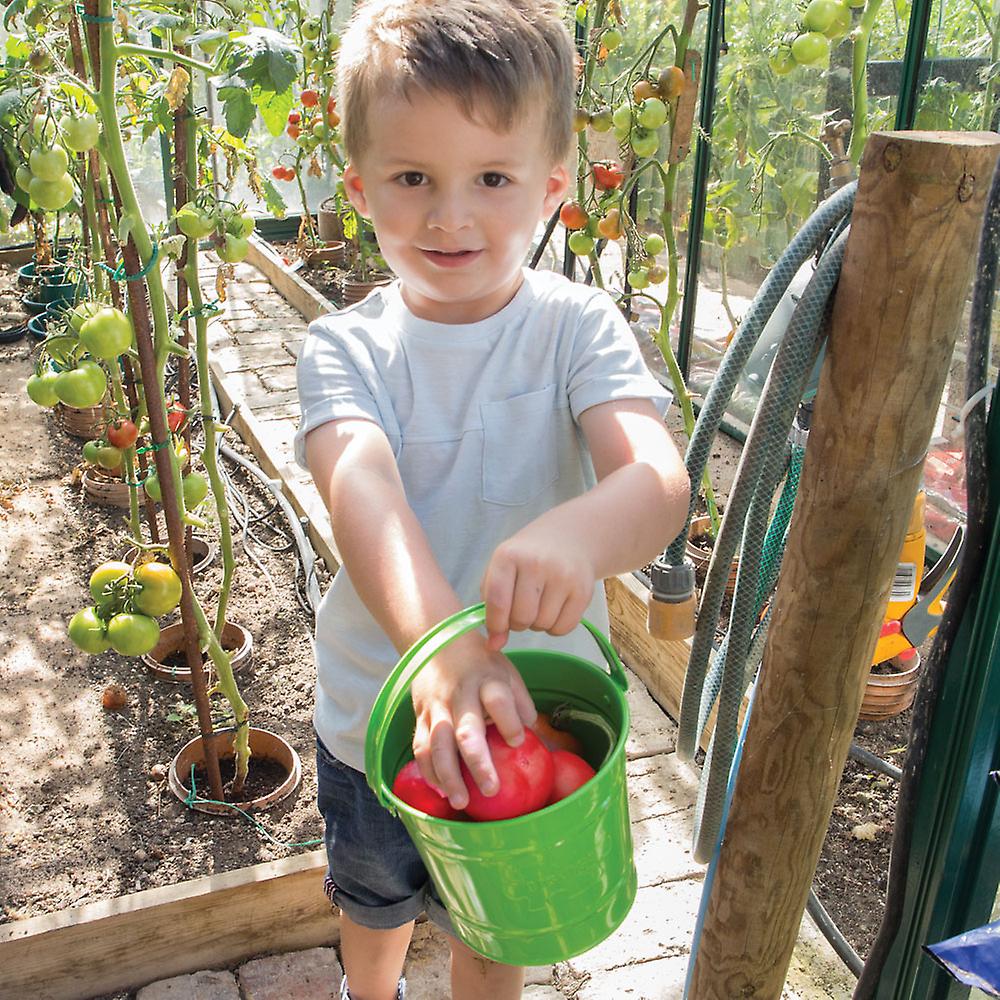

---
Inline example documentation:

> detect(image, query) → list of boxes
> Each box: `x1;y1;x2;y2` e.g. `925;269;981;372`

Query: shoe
339;975;407;999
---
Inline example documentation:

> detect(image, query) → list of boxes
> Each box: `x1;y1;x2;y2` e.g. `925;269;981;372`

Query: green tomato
197;34;224;57
54;364;106;408
644;233;666;256
89;561;132;604
226;212;255;238
68;606;112;654
802;0;840;32
769;48;797;76
32;116;58;143
69;300;101;334
82;439;102;464
144;473;162;503
61;114;100;153
845;0;866;8
95;443;123;470
26;371;60;407
567;231;595;256
28;46;51;71
628;268;651;289
611;104;633;130
79;307;133;360
312;120;331;140
182;471;209;508
28;174;74;212
302;40;319;63
791;31;831;65
603;28;623;51
15;165;32;192
29;146;69;182
823;3;852;39
589;108;613;133
327;32;341;53
223;0;245;14
106;613;160;656
637;97;668;130
217;234;249;264
630;128;659;158
175;202;215;239
301;17;322;39
132;562;182;617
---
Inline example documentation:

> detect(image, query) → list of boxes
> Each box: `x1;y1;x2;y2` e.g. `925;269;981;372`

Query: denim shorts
316;735;454;933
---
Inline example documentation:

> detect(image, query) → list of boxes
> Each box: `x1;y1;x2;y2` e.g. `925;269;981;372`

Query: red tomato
287;124;301;139
287;111;301;125
531;711;584;755
300;89;319;108
558;200;589;231
461;725;554;822
106;418;138;449
271;166;284;179
392;760;461;819
166;403;186;432
547;750;596;805
592;161;625;191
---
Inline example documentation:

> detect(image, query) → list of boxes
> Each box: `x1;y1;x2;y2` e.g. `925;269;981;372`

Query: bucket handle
365;602;627;809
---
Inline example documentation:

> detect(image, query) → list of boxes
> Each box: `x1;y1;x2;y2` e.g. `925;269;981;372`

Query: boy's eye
481;172;509;188
397;171;426;187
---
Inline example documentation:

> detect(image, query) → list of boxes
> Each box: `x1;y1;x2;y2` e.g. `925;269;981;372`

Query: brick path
135;250;854;999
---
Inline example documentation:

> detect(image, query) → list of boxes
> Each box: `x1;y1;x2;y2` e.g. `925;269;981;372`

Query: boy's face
343;89;569;324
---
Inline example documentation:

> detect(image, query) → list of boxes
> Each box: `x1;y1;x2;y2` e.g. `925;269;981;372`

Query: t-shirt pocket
481;384;559;506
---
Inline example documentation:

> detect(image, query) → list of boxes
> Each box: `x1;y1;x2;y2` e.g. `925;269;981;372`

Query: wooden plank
0;851;336;1000
245;235;337;325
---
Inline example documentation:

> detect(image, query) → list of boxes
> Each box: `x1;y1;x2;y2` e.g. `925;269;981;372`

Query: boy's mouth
420;248;483;268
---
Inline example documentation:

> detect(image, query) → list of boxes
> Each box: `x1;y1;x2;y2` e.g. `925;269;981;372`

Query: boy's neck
398;270;526;325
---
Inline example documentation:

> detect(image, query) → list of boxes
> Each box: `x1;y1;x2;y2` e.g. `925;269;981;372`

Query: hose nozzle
646;556;697;640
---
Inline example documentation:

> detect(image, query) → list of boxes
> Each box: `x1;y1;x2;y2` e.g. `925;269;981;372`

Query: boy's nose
426;192;473;233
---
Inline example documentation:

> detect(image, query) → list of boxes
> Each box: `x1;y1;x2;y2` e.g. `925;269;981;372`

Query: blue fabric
925;918;1000;996
316;735;454;934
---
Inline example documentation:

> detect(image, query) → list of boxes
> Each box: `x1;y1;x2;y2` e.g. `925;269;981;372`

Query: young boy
295;2;689;998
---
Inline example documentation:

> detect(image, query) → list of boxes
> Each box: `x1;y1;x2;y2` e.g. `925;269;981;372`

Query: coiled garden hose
684;221;852;863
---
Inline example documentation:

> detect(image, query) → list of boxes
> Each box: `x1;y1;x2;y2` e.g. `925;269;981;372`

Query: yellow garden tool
872;491;965;665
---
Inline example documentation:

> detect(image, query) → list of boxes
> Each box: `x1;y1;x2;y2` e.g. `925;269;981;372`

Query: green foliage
224;28;299;97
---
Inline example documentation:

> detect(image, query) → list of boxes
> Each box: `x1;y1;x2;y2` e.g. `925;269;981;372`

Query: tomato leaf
225;28;299;96
217;86;255;139
251;85;294;137
260;177;286;219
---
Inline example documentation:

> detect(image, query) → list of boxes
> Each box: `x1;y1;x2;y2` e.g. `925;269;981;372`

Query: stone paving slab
136;970;240;1000
238;946;343;1000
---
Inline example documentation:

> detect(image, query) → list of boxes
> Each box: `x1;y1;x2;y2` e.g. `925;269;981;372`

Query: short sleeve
293;317;385;470
566;291;672;422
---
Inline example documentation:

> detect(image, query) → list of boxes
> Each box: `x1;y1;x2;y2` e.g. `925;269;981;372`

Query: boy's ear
343;163;370;217
541;163;571;219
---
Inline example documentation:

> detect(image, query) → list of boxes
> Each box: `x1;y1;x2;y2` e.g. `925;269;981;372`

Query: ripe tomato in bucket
547;750;596;804
460;724;554;821
392;760;461;819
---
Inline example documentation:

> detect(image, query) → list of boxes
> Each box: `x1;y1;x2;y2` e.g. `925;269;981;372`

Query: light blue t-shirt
294;266;671;770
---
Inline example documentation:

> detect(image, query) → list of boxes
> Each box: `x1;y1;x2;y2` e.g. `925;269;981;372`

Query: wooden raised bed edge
0;850;336;1000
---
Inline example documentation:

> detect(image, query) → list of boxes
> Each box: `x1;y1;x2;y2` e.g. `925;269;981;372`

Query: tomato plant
460;725;555;822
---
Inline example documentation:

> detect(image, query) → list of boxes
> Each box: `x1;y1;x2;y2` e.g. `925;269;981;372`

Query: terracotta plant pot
686;514;739;597
168;727;302;815
119;535;215;576
316;197;344;242
341;274;392;306
82;466;132;508
303;240;347;266
60;400;108;440
142;619;252;683
859;651;922;722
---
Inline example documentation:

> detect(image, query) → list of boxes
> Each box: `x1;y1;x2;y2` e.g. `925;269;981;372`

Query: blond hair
337;0;576;165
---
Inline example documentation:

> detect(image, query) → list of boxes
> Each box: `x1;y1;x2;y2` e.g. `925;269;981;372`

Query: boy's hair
337;0;576;166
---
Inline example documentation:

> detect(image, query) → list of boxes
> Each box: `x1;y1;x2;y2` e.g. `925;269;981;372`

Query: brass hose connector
646;557;697;640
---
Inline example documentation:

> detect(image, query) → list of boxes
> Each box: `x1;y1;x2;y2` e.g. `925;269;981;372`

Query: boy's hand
410;633;537;810
480;518;596;652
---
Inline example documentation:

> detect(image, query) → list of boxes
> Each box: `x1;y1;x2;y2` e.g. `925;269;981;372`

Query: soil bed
0;270;330;934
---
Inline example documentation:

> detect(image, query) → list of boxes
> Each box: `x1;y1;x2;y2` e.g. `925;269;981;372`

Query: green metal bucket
365;603;637;965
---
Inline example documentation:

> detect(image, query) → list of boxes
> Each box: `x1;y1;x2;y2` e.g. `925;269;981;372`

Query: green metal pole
874;380;1000;999
894;0;934;129
676;0;725;380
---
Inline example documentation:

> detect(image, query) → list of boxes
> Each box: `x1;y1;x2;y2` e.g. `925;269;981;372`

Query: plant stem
847;0;886;164
107;363;142;541
113;43;216;75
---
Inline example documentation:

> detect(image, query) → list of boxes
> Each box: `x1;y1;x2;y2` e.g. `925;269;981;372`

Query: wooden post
687;131;1000;999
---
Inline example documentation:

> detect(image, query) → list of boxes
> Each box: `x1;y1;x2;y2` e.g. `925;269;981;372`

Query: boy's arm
481;398;689;650
304;418;536;808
